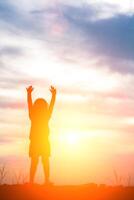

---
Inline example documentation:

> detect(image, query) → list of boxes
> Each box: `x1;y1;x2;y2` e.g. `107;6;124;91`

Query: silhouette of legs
42;156;50;184
30;156;38;184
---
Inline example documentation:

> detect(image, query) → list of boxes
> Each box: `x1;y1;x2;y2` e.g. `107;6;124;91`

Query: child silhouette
26;85;56;184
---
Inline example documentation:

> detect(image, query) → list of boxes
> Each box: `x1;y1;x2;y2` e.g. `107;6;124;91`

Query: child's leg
42;156;50;184
30;156;39;183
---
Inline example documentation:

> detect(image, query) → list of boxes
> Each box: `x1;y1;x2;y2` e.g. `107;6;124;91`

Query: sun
59;131;80;146
65;132;79;145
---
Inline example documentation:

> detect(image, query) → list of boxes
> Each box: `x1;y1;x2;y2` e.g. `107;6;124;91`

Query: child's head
32;98;48;116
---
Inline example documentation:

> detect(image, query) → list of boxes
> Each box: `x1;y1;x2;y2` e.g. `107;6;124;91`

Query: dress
29;114;50;158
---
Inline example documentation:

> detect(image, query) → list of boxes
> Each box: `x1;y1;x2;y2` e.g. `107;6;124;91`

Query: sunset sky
0;0;134;185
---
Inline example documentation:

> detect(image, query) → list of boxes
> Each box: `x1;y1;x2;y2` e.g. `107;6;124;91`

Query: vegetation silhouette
26;85;56;185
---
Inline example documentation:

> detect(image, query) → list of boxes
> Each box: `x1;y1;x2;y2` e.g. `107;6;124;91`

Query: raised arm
48;86;56;119
26;86;34;119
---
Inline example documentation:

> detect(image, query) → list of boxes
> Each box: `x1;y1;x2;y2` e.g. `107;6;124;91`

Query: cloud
0;0;44;37
61;5;134;60
0;46;23;56
0;137;15;145
0;1;134;111
28;3;134;74
0;0;27;29
0;99;25;109
0;73;49;90
0;1;133;118
0;0;133;73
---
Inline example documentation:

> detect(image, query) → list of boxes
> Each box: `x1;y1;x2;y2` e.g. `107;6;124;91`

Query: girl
26;85;56;184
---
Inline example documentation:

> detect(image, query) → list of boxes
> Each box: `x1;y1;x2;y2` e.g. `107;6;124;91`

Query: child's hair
32;98;48;119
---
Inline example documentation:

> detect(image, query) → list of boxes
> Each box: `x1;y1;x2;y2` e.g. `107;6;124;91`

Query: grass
0;165;134;199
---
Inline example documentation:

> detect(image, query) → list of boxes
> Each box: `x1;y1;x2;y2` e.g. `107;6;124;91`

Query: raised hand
49;86;56;95
26;86;34;93
48;86;56;119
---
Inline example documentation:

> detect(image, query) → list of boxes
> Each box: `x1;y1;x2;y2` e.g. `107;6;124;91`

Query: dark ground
0;184;134;200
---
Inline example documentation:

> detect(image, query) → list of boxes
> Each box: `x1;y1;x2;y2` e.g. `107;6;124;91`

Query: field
0;184;134;200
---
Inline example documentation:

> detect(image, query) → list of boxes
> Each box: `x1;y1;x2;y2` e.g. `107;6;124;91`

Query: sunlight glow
1;0;133;185
59;131;80;146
